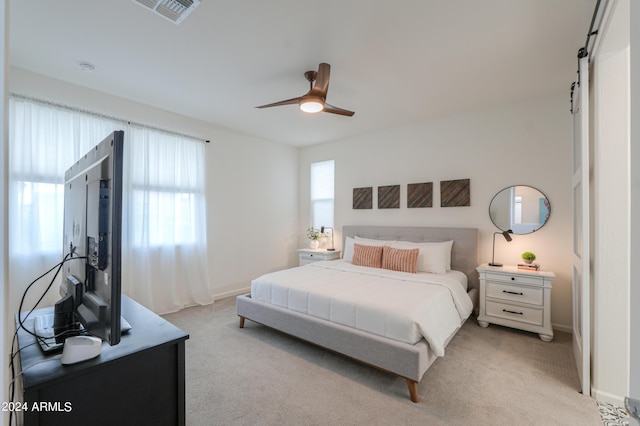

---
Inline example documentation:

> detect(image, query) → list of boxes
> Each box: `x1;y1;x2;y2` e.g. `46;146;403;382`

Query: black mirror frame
489;185;551;235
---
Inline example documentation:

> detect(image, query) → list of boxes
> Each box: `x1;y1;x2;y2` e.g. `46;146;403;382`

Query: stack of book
517;263;540;271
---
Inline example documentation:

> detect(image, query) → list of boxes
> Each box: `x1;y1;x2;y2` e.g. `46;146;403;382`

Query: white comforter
250;260;474;357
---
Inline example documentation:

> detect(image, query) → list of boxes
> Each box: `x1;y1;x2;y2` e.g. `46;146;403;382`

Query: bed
236;225;479;402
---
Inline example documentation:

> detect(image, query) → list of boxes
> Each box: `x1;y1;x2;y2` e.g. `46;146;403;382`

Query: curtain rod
579;0;613;61
10;93;211;144
580;0;603;58
570;0;611;113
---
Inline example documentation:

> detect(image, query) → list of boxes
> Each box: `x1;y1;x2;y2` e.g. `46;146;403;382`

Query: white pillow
389;240;453;274
343;236;395;262
436;240;454;270
420;240;453;270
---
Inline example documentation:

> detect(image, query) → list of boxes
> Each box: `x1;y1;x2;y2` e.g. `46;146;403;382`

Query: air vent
132;0;200;25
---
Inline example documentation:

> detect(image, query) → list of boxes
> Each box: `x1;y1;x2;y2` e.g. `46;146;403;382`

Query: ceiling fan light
299;96;324;113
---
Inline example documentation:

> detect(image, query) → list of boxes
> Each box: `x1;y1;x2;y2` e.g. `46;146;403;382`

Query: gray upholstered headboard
342;225;480;296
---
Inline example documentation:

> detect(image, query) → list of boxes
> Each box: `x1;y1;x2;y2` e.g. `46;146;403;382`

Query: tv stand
15;295;189;426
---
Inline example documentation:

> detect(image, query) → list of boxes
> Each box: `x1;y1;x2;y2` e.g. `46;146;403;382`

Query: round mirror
489;185;550;234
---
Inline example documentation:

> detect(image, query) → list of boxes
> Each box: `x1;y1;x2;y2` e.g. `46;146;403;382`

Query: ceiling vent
132;0;200;25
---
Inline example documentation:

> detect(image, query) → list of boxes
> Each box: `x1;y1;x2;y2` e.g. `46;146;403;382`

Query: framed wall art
407;182;433;208
440;179;470;207
378;185;400;209
353;187;373;209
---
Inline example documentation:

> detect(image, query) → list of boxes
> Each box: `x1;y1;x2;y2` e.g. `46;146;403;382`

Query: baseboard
592;387;627;408
552;323;573;334
214;287;250;301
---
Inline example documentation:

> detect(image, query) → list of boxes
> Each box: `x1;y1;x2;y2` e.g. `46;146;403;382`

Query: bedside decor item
320;226;335;251
489;185;551;234
521;251;536;264
307;227;322;249
518;252;539;270
517;262;540;271
489;230;513;267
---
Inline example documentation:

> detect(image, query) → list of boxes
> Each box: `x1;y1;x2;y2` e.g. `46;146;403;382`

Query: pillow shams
440;240;454;270
351;243;384;268
381;246;419;273
343;236;395;262
354;236;396;244
390;241;452;274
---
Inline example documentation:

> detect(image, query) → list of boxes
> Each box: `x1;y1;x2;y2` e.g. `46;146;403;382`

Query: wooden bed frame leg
239;316;245;328
406;379;419;403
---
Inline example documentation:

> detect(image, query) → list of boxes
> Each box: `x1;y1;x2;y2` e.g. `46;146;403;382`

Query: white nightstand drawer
485;300;543;326
486;282;544;306
484;271;544;287
298;249;341;266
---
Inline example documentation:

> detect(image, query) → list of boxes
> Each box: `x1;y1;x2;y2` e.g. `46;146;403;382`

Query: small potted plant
521;251;536;264
306;227;322;249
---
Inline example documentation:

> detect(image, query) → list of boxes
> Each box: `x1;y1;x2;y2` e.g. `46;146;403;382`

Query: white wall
590;0;631;406
7;67;299;315
205;128;299;298
299;94;575;330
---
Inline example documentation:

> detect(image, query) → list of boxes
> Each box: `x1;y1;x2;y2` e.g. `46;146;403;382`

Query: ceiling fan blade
323;103;355;117
255;97;301;109
311;63;330;98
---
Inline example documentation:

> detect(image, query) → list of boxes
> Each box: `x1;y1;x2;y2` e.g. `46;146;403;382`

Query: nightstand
476;264;555;341
298;249;341;266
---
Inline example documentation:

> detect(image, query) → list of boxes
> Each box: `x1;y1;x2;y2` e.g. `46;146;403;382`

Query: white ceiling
9;0;596;146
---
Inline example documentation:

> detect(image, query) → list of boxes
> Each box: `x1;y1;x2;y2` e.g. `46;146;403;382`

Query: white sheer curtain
9;96;213;315
122;125;213;313
9;97;122;313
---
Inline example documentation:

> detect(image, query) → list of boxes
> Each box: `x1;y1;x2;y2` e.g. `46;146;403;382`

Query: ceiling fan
256;63;355;117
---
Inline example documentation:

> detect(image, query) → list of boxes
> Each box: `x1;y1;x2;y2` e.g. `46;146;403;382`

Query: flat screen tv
57;130;124;346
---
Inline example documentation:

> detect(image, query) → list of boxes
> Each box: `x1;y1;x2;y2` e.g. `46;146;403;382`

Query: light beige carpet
163;296;602;426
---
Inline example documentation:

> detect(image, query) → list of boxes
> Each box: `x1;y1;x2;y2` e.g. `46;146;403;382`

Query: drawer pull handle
511;277;516;281
503;309;523;315
503;290;524;296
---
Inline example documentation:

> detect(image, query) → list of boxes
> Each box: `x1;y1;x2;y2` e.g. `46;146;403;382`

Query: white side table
476;264;555;341
298;249;341;266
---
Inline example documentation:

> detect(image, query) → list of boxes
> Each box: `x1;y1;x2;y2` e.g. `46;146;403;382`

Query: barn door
571;53;590;396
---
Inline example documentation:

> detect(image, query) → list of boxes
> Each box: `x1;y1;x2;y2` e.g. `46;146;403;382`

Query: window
9;96;213;313
9;97;121;255
13;181;64;253
125;125;205;248
9;98;207;252
131;190;197;247
310;160;335;229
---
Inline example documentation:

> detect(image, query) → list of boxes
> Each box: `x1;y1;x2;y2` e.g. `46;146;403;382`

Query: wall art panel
353;187;373;209
440;179;470;207
407;182;433;208
378;185;400;209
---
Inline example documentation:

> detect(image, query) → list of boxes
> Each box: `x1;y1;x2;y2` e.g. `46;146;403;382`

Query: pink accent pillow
352;243;383;268
382;246;419;273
